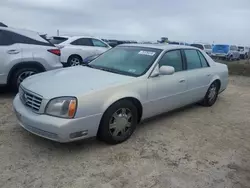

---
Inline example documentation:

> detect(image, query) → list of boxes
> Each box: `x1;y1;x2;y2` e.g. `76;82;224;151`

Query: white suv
238;46;249;59
49;36;111;66
0;24;62;91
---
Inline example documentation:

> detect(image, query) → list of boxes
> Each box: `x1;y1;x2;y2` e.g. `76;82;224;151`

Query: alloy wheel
17;71;36;86
109;108;132;137
208;84;217;103
70;58;81;66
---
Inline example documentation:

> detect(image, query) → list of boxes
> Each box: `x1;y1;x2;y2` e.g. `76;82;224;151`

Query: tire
98;100;138;145
67;55;82;66
201;81;220;107
10;67;40;92
229;55;233;61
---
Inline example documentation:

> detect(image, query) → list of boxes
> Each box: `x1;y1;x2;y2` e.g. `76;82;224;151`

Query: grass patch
216;59;250;77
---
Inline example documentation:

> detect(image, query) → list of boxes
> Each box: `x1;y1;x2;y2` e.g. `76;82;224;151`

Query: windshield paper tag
138;51;155;56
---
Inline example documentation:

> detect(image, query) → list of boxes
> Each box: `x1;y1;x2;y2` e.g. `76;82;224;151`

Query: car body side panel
75;78;147;119
145;72;188;118
0;43;22;84
60;45;99;63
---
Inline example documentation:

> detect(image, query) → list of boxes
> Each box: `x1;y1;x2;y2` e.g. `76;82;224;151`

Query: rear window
49;37;68;44
204;45;212;49
213;45;229;50
238;46;244;51
191;44;204;50
212;45;230;53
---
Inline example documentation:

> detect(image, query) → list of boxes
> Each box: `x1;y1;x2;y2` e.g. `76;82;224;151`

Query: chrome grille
19;87;43;112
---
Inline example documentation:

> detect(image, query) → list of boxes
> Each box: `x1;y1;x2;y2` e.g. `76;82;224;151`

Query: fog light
70;130;88;139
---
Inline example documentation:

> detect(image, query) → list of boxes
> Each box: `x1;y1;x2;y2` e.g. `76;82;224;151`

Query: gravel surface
1;76;250;188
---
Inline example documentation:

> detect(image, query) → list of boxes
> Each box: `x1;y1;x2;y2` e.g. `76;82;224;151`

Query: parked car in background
191;43;212;56
13;44;228;144
0;24;62;91
238;46;249;59
168;41;189;46
51;36;111;66
212;44;240;61
107;39;119;47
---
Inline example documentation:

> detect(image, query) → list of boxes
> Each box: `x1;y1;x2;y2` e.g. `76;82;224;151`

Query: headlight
45;97;77;118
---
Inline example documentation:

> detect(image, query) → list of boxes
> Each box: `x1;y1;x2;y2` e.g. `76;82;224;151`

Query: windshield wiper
82;63;94;68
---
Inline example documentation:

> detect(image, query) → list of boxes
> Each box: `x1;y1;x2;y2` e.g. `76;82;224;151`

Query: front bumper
13;94;102;143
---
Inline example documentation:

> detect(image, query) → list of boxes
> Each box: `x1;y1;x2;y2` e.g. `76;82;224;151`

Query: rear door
0;30;22;85
183;49;212;103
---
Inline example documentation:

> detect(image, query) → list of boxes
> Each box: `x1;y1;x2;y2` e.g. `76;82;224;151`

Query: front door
145;50;188;118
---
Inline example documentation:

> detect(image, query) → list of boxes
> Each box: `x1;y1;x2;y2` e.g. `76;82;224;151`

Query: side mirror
159;66;175;75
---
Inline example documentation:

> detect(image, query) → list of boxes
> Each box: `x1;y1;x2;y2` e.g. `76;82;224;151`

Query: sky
0;0;250;45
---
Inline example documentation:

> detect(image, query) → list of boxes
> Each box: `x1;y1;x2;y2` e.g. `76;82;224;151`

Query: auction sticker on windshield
138;51;156;56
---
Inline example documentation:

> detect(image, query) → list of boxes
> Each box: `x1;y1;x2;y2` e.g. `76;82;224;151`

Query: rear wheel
98;100;138;144
68;55;82;66
201;81;220;107
228;55;234;61
10;67;40;92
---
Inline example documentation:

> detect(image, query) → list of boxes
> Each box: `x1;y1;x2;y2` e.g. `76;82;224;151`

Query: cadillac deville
13;44;228;144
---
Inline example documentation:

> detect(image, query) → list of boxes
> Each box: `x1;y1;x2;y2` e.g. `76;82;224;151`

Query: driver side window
158;50;183;72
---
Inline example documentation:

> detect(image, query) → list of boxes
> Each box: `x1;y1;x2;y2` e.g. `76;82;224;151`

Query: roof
119;43;197;50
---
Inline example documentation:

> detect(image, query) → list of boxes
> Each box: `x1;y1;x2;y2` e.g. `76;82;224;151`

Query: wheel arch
102;95;143;123
67;54;83;62
209;75;221;91
7;61;46;85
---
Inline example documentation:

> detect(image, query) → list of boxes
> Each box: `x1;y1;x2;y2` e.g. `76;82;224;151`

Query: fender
209;74;220;86
102;91;142;113
7;61;45;84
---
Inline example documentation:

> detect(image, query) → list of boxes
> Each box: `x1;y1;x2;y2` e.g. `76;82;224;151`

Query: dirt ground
1;76;250;188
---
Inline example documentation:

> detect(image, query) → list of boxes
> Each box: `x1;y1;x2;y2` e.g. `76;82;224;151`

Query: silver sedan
13;44;228;144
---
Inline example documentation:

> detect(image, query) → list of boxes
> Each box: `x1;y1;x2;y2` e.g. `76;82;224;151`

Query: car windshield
89;46;162;77
49;37;68;44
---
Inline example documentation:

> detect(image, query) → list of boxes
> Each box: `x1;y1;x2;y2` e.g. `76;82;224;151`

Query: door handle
207;74;211;77
179;79;186;83
7;49;20;54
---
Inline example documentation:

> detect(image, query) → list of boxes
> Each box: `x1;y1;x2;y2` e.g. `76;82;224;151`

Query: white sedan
13;44;228;144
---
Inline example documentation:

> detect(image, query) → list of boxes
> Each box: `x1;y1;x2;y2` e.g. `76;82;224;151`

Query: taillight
47;49;61;56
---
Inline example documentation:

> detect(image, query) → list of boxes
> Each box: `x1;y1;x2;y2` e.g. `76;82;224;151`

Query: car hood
21;66;134;99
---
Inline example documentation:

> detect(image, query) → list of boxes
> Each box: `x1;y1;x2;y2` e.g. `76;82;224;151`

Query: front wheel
201;82;219;107
10;67;40;92
98;100;138;145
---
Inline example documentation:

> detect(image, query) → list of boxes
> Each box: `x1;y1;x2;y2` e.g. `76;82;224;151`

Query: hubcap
109;108;132;137
70;58;81;66
17;71;36;86
208;84;217;102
